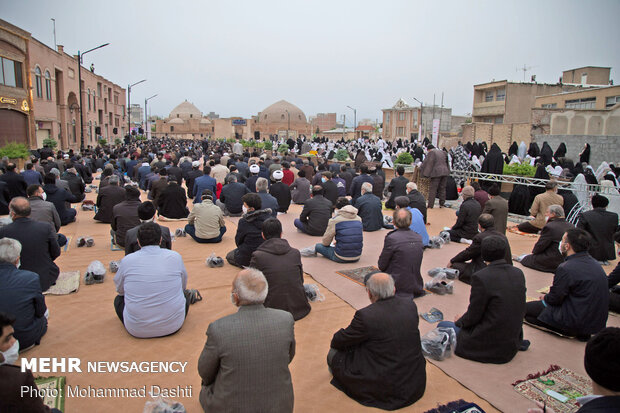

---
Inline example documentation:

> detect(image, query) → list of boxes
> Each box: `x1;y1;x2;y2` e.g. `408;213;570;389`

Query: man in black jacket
0;163;27;199
42;173;79;226
328;273;426;410
385;166;409;209
268;170;292;213
406;182;427;223
0;198;60;291
226;193;271;267
94;175;126;223
60;167;85;202
449;214;512;284
217;175;249;216
293;186;332;236
439;236;527;364
354;182;384;232
519;205;574;273
157;178;189;219
525;229;609;340
124;201;172;255
111;186;142;248
447;185;481;242
577;194;619;264
320;171;338;206
350;164;373;202
185;161;203;199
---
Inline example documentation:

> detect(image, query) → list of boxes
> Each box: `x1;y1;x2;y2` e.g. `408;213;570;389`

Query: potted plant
277;143;289;154
42;138;58;150
335;148;350;161
0;142;31;170
395;152;413;165
98;138;108;146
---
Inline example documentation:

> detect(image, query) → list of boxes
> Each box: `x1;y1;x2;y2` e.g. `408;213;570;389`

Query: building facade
535;85;620;111
154;100;213;139
253;100;311;139
309;112;337;133
561;66;611;86
129;104;143;128
382;98;451;141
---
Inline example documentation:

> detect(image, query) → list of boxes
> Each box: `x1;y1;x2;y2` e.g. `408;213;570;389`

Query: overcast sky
2;0;619;124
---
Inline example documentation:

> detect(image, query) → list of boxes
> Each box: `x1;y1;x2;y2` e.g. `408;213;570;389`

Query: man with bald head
0;197;60;291
328;272;426;410
198;268;296;412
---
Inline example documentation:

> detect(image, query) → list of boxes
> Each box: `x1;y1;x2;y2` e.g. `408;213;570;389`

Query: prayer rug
523;320;575;339
335;266;380;286
157;215;189;222
424;399;486;413
513;365;591;413
34;376;66;411
44;271;80;295
508;226;540;238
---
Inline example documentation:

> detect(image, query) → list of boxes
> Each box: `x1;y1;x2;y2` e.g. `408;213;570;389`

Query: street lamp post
412;97;424;141
77;42;109;151
144;94;158;140
285;109;290;140
346;105;356;140
127;79;146;138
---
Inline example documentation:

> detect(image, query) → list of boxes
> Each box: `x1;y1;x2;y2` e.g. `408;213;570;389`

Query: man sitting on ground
217;175;249;216
321;171;339;206
328;273;426;410
290;170;311;205
94;175;126;223
439;236;528;364
519;205;574;273
524;229;609;340
27;184;66;247
198;268;295;412
294;185;332;236
0;198;60;292
269;170;292;213
395;196;429;246
157;177;189;219
449;214;512;284
517;179;563;234
0;239;48;350
111;186;142;248
114;222;190;338
447;185;481;243
250;218;310;321
406;182;427;223
577;194;619;265
256;177;278;218
378;208;425;298
385;165;409;209
42;172;79;226
226;193;272;268
124;201;172;255
482;183;508;234
193;166;217;204
185;190;226;243
314;197;363;263
354;182;384;232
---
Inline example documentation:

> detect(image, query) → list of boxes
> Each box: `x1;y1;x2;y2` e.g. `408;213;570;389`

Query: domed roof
200;118;211;124
169;117;185;124
169;100;202;120
260;100;307;124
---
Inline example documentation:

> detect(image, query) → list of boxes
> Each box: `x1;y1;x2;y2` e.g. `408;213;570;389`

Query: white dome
169;100;202;120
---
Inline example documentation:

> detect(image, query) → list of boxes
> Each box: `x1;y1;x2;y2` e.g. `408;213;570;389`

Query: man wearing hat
185;161;204;199
269;169;292;213
245;164;261;193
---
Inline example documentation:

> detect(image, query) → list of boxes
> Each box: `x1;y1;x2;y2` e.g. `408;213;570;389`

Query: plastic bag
304;284;325;302
109;260;120;273
421;327;457;361
143;396;186;413
85;260;106;285
206;252;224;267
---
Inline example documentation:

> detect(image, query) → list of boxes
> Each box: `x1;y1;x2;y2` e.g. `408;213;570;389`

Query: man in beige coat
184;190;226;243
517;180;563;233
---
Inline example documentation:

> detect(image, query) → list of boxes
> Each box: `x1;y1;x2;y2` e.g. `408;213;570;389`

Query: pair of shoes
175;228;186;237
186;289;203;304
439;231;451;244
300;246;317;257
425;280;454;295
109;261;120;273
518;339;531;351
84;271;104;285
428;236;444;249
206;255;224;267
77;237;95;247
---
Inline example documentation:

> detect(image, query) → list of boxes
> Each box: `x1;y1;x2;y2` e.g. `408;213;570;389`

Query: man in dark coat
525;229;609;339
148;169;168;206
60;168;85;202
0;163;27;199
111;186;142;248
250;218;310;321
406;182;427;223
157;178;189;219
338;164;353;196
226;193;271;268
350;164;374;202
328;273;426;410
385;166;409;209
217;175;249;216
42;173;79;226
577;194;619;263
256;178;278;218
419;145;450;208
449;214;512;284
193;166;217;203
482;184;509;234
268;170;292;213
94;175;126;223
439;236;527;364
124;201;172;255
378;208;424;298
0;198;60;291
520;205;574;273
354;182;384;232
0;180;10;215
447;186;481;242
185;161;203;199
293;186;332;236
320;171;339;206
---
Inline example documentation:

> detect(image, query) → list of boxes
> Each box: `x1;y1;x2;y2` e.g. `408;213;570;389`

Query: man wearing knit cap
446;185;481;243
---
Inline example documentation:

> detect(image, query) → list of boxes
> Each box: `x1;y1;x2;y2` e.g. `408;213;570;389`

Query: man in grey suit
198;268;296;413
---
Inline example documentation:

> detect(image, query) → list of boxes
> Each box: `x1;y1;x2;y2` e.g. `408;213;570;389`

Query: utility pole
51;19;56;50
342;114;346;140
439;92;444;134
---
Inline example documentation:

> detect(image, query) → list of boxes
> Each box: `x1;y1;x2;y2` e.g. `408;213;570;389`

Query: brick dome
169;100;202;120
259;100;307;124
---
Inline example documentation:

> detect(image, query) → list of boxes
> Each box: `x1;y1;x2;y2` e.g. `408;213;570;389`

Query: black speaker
132;130;136;135
139;128;144;134
95;126;101;134
254;131;260;139
113;127;118;134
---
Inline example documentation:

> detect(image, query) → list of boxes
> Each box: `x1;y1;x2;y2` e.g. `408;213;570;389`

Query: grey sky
2;0;619;125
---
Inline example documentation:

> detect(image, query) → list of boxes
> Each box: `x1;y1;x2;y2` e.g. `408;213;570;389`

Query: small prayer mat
34;376;66;411
44;271;80;295
508;226;540;238
424;399;486;413
335;266;380;286
513;365;592;413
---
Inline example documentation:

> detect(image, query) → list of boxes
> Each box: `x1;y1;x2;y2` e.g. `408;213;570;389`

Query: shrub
114;138;122;145
335;148;349;161
395;152;413;165
277;143;289;154
503;163;536;177
0;143;30;160
98;138;108;146
263;141;273;151
42;138;58;149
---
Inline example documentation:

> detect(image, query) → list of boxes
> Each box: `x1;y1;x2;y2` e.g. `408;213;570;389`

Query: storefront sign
0;97;18;105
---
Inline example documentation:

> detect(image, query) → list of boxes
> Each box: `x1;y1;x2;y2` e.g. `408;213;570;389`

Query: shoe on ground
518;339;531;351
85;237;94;247
77;237;86;247
300;246;316;257
439;231;451;243
444;268;459;279
460;238;473;245
175;228;186;237
425;280;454;295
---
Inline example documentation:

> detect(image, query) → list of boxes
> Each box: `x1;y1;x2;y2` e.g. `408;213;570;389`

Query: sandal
187;289;203;304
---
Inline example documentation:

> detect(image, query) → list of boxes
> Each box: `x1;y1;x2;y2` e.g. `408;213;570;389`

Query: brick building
309;112;337;133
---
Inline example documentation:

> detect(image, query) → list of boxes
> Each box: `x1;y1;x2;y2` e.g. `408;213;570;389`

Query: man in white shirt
114;222;190;338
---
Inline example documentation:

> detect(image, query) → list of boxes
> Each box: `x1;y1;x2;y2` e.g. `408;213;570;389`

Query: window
97;83;102;97
0;57;23;88
485;91;494;102
45;70;52;100
114;94;118;105
495;116;503;124
398;111;405;121
565;97;595;109
396;127;405;136
385;112;390;122
483;117;493;123
35;66;42;98
87;89;91;111
496;89;505;101
170;126;174;132
606;96;620;108
541;103;557;109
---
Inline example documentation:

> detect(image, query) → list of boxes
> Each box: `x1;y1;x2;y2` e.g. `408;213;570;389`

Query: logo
0;97;18;105
21;100;29;112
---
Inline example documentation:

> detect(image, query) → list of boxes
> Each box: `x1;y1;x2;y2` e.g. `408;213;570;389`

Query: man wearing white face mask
26;184;67;247
0;311;60;412
0;238;48;352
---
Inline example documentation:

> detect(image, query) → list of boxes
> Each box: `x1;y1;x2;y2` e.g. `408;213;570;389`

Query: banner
432;119;440;146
